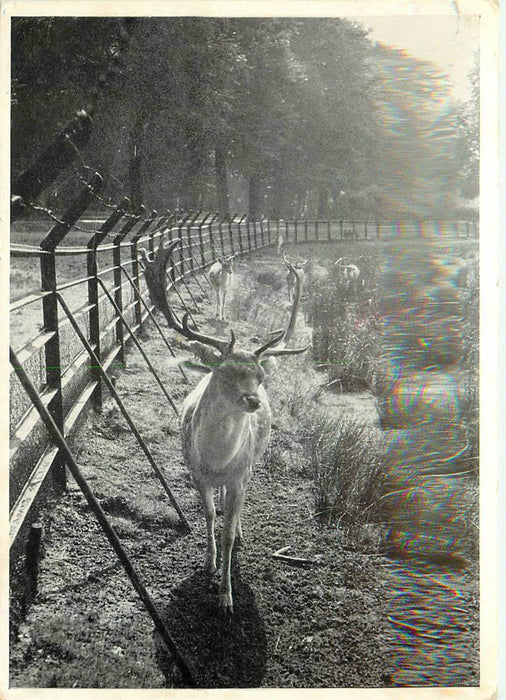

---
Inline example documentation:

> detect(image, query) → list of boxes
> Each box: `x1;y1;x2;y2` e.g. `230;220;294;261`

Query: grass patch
309;279;379;391
309;415;385;547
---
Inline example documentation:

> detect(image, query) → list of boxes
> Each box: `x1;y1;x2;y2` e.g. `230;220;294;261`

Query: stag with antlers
284;254;309;303
334;257;363;291
142;239;308;612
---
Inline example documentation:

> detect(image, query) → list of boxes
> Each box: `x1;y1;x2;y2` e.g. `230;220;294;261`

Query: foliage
456;52;479;201
11;17;476;218
372;45;466;218
309;278;379;391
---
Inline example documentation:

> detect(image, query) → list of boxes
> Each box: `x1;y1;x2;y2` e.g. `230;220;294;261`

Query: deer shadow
154;557;267;688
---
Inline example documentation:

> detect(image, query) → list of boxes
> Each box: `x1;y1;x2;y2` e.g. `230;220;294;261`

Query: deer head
214;250;236;274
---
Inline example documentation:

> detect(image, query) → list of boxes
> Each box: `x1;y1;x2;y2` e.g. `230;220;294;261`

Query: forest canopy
11;16;479;220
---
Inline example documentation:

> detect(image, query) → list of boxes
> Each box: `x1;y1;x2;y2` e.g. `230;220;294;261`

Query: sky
355;14;479;102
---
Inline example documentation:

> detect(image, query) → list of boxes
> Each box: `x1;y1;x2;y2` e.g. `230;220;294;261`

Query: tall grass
309;278;379;391
309;415;385;543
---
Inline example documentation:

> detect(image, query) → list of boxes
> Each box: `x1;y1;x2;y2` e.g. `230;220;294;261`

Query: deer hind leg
219;485;245;611
199;484;217;575
218;486;226;514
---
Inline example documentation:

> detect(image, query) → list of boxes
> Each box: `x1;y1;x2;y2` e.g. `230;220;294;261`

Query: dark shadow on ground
154;557;267;688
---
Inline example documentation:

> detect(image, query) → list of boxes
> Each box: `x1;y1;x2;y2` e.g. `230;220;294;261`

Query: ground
9;242;479;689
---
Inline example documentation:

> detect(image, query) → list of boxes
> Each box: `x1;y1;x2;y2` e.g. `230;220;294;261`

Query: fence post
327;220;331;241
237;214;245;254
260;215;266;247
228;213;237;255
131;209;155;331
218;215;226;254
315;219;319;242
39;171;104;489
87;200;128;411
208;212;219;260
252;217;259;249
187;211;201;275
11;110;94;222
304;218;308;242
177;211;193;278
198;213;210;266
246;216;252;252
113;200;142;364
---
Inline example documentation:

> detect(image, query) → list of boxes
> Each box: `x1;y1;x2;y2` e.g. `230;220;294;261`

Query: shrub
310;279;379;391
309;416;385;543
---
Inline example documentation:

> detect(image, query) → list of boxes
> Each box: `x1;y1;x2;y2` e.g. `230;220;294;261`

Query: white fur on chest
181;375;271;485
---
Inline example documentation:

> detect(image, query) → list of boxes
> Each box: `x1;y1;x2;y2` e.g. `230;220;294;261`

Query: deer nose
243;394;261;411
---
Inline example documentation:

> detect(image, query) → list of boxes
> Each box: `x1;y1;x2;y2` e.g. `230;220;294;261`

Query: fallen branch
272;545;317;567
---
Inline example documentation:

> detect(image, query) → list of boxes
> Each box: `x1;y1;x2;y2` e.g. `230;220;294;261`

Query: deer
284;254;309;303
334;257;363;291
277;228;285;256
209;252;236;321
142;238;309;612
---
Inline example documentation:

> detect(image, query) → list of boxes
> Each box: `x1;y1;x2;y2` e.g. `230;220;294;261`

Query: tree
11;17;128;175
372;44;465;218
456;52;479;202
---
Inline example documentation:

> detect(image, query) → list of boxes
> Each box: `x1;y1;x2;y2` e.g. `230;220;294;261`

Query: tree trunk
248;173;261;220
181;123;205;210
270;173;287;219
317;187;328;219
214;145;230;217
129;115;144;211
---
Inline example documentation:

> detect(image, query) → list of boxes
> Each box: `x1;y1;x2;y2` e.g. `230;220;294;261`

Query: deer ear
259;356;277;374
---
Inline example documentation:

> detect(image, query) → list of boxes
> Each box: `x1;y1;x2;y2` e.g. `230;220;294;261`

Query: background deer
334;257;363;291
284;254;309;302
142;238;308;612
209;252;235;320
277;228;285;256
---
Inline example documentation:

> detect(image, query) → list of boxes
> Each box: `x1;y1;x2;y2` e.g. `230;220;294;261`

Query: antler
142;236;307;359
255;260;309;357
142;237;234;356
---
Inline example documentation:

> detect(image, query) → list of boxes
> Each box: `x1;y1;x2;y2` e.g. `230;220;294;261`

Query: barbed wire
15;196;235;256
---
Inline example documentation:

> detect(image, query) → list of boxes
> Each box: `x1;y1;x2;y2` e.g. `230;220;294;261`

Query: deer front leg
221;288;227;320
199;484;217;575
219;485;245;612
218;487;241;540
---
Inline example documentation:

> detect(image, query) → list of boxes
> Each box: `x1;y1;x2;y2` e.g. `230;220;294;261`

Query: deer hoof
219;593;234;613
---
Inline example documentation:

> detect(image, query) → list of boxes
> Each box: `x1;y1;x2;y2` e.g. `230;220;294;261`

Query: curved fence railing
10;200;478;545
